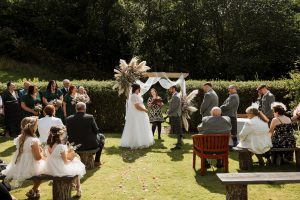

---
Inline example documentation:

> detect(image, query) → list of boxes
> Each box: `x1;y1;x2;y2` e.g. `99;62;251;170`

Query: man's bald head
210;107;222;117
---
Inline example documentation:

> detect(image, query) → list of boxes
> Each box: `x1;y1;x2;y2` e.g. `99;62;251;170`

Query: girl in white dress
45;126;86;197
2;116;46;198
120;83;154;149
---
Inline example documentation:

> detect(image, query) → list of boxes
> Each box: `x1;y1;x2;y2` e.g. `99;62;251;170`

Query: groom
168;85;183;150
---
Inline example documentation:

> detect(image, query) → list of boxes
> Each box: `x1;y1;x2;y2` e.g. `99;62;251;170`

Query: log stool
76;148;100;169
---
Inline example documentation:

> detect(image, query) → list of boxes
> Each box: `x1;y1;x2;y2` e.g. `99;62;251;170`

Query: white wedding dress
120;93;154;149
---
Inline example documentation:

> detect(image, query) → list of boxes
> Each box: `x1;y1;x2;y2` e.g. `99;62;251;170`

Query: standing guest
1;82;22;137
147;88;164;139
19;81;31;100
67;102;105;166
60;79;70;97
42;80;64;120
220;85;240;147
257;84;275;122
21;85;42;118
78;86;91;103
256;90;263;110
197;107;231;168
45;126;85;197
237;106;272;165
168;85;183;150
200;82;219;117
269;102;296;165
37;105;63;144
2;117;46;198
63;85;77;118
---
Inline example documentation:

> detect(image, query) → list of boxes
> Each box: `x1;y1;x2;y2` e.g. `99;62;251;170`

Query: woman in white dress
2;116;46;198
237;106;272;165
120;83;154;149
45;126;86;197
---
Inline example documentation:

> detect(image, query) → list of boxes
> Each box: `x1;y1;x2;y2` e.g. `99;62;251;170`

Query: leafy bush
0;79;296;132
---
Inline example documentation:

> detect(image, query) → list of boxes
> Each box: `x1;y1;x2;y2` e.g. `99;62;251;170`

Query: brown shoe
94;162;102;167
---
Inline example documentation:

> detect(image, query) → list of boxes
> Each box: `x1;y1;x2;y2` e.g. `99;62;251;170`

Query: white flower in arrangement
72;94;90;105
49;99;63;108
251;102;260;109
66;142;82;152
181;90;199;131
113;57;151;98
33;103;43;114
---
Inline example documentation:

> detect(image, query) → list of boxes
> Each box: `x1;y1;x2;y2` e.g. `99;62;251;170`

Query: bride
120;83;154;149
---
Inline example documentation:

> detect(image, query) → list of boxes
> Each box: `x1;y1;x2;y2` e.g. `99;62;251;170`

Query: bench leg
52;178;74;200
239;151;253;170
295;149;300;170
79;153;95;169
226;184;248;200
193;152;196;169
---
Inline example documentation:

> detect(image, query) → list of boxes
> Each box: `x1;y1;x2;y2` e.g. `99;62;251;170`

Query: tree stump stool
238;151;253;170
77;148;100;169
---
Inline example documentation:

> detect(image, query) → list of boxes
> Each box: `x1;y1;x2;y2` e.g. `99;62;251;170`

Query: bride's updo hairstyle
47;126;65;148
15;116;38;164
245;107;269;123
132;84;141;94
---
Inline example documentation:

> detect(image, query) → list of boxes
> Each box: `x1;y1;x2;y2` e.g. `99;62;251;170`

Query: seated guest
197;107;232;168
45;126;85;197
2;117;46;198
38;105;63;143
198;107;232;134
237;106;272;165
60;79;70;97
269;102;296;165
66;102;105;166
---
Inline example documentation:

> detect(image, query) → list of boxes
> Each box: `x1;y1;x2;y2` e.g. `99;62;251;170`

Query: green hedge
0;79;297;132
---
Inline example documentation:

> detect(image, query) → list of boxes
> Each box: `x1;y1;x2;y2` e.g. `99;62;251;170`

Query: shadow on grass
166;143;193;162
193;169;226;195
81;167;99;184
0;145;16;157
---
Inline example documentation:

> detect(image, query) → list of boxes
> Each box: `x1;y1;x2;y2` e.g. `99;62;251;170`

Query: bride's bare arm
134;103;148;112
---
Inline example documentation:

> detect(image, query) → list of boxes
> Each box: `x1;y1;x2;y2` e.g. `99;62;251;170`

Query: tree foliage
0;0;299;80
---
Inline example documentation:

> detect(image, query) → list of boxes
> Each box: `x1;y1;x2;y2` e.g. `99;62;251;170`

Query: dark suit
60;87;69;97
168;92;183;147
66;112;105;162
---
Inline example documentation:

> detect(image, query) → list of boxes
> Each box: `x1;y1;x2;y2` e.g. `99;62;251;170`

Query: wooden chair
192;134;230;176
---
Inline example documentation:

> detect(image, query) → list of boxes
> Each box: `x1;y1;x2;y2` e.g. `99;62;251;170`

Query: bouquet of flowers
34;103;43;115
113;57;151;98
66;142;82;152
49;99;63;109
181;90;199;131
72;94;90;105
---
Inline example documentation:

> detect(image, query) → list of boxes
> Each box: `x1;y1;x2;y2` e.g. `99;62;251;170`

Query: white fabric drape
136;74;186;96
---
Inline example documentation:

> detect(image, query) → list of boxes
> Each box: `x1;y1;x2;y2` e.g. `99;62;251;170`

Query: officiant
147;88;164;139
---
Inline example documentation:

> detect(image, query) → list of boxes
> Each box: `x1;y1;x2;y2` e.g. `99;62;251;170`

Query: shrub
0;79;296;132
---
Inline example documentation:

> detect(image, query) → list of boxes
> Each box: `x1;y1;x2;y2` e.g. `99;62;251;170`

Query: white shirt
237;116;272;154
38;116;63;143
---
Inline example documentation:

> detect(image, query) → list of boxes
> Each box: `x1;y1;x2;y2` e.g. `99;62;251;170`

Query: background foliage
1;77;299;132
0;0;299;80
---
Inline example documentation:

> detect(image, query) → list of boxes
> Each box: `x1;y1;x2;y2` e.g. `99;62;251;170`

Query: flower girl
2;116;46;198
45;126;86;197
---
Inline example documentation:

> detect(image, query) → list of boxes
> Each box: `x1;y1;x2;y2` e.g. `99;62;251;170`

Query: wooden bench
0;174;77;200
76;148;100;169
233;147;300;170
217;172;300;200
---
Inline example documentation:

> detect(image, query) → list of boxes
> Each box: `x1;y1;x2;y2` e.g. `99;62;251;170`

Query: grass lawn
1;133;300;200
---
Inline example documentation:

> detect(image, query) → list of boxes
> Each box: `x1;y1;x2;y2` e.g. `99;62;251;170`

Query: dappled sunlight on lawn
1;134;300;199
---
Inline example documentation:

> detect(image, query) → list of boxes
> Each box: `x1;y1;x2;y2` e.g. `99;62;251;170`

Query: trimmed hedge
0;79;297;132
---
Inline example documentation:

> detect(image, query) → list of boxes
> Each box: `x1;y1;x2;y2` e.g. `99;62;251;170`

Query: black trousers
230;117;237;145
152;121;162;136
0;183;12;200
95;134;105;162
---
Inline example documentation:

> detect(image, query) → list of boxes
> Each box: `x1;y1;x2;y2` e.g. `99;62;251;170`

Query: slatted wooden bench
0;174;77;200
233;147;300;170
217;172;300;200
76;147;100;169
